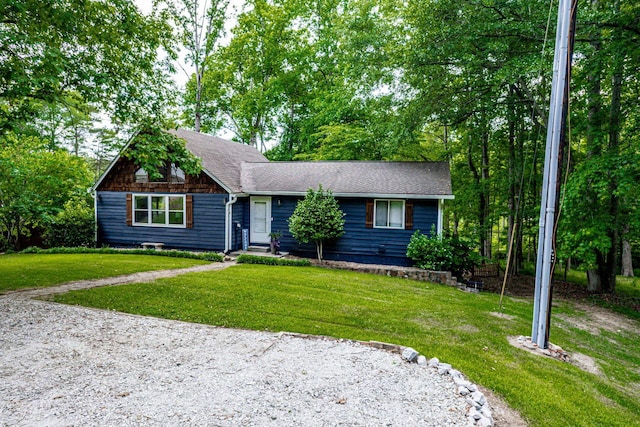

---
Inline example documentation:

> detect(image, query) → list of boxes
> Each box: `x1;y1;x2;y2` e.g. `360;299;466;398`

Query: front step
247;245;270;253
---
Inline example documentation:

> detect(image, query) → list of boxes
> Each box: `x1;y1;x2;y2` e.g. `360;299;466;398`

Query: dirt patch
575;303;639;334
478;385;529;427
457;324;480;333
489;311;517;321
555;303;639;336
507;336;601;376
481;275;591;300
571;352;602;376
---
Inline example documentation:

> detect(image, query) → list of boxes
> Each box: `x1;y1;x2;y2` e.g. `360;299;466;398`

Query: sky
134;0;243;89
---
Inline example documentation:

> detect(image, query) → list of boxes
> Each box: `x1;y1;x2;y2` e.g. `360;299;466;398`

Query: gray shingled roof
169;129;268;193
169;129;452;198
240;161;453;198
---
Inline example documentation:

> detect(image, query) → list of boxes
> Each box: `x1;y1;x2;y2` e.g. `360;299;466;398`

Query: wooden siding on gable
97;156;226;194
97;191;226;251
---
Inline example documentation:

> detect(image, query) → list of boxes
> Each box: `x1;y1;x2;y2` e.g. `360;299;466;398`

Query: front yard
48;262;640;427
0;253;208;293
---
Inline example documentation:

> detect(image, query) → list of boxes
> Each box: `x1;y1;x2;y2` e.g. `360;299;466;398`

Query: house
92;129;453;266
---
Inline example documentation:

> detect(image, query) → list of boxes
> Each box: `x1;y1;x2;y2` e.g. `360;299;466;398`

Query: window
135;168;149;183
132;194;185;227
374;200;405;229
134;164;186;184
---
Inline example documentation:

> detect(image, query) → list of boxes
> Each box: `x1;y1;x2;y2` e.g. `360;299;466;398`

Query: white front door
250;197;271;244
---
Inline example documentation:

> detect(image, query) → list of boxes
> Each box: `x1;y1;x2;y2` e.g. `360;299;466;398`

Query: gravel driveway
1;298;471;426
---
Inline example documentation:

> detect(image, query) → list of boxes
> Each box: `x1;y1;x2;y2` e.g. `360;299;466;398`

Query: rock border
405;349;495;427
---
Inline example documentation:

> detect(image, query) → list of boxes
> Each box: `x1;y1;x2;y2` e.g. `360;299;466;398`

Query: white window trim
132;193;186;228
373;199;405;229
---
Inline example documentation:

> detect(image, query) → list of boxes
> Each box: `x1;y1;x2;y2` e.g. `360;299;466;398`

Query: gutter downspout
437;199;444;236
89;188;98;245
224;194;238;253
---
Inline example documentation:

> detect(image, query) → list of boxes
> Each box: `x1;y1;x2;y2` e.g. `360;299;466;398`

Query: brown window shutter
365;199;374;228
186;195;193;228
126;193;132;226
405;201;414;230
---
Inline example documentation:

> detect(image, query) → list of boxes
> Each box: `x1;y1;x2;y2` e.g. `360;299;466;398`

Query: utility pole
532;0;577;349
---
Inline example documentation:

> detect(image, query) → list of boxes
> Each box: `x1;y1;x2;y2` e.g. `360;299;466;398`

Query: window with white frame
374;199;405;228
133;194;185;227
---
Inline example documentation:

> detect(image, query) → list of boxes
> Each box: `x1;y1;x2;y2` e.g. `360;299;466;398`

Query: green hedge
43;199;95;248
20;246;224;262
236;254;311;266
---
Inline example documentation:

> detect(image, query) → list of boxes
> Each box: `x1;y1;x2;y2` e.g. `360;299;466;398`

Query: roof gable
169;129;268;193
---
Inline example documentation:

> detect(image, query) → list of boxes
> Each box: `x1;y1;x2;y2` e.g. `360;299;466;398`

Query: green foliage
1;0;176;130
406;230;479;278
20;246;223;262
558;151;640;269
53;265;640;426
123;124;202;180
236;254;311;266
43;199;95;248
0;134;93;251
288;185;345;261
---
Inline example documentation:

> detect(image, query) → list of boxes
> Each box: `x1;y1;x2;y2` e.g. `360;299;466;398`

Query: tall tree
171;0;228;132
559;0;640;292
1;0;176;131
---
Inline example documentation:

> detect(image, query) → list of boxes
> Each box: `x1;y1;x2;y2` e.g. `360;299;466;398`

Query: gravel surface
0;297;471;426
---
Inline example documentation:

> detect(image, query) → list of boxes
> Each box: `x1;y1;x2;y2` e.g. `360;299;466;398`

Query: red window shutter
405;201;414;230
186;195;193;228
365;199;374;228
126;193;132;226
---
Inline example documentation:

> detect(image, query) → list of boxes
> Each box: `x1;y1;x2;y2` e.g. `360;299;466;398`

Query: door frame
250;196;272;244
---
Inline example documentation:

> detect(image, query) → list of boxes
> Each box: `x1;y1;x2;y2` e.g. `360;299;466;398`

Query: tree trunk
597;12;624;293
467;135;489;259
481;131;491;260
316;240;323;262
507;87;517;275
587;269;601;292
621;238;634;277
194;60;203;132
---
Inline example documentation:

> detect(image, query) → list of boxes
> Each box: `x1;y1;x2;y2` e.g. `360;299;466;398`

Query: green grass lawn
53;264;640;427
0;253;209;292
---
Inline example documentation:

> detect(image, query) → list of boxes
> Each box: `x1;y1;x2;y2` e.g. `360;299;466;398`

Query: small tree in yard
288;185;345;261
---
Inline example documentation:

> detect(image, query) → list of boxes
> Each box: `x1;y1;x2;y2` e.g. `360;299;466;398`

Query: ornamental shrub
288;185;345;261
406;230;479;278
43;199;95;248
236;254;311;266
21;246;224;262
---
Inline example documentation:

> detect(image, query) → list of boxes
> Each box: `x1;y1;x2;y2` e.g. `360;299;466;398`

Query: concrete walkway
3;261;236;299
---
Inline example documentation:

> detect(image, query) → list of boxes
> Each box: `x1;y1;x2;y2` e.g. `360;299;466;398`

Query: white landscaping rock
401;347;420;363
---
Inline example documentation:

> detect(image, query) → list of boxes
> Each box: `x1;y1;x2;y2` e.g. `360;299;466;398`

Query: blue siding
97;191;226;251
271;196;439;266
97;191;440;265
230;197;248;251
